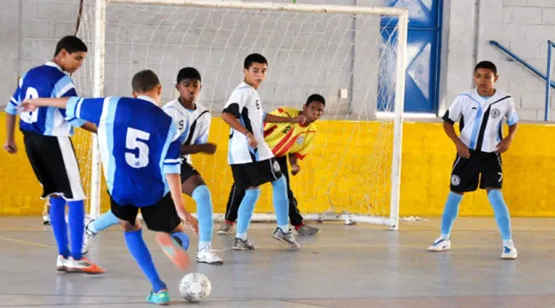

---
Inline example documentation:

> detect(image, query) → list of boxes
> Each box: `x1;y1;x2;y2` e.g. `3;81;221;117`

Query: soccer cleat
501;246;518;260
428;237;451;252
146;289;170;305
65;257;105;274
81;220;97;255
217;221;234;235
233;238;257;250
296;224;320;237
156;232;190;270
196;245;224;265
272;227;301;249
56;255;69;272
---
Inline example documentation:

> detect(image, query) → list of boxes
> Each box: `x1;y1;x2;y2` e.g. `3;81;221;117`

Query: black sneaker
272;227;301;249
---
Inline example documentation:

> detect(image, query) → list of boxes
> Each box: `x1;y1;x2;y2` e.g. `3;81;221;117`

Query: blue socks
236;188;261;240
67;200;85;260
488;189;512;241
440;192;463;239
192;185;213;250
49;197;70;258
271;176;290;231
124;229;166;293
89;210;120;234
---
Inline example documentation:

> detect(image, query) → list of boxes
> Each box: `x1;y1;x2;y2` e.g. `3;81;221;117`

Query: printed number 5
125;128;150;168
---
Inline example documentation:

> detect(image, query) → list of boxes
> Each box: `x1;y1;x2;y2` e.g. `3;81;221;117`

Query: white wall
1;0;555;121
443;0;555;121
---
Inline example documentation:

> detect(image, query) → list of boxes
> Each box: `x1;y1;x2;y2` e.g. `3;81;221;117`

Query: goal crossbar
90;0;409;230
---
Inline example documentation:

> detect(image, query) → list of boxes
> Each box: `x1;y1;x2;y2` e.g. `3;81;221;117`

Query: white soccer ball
179;272;211;302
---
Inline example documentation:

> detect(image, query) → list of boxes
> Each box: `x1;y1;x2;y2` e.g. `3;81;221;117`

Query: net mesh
73;0;401;221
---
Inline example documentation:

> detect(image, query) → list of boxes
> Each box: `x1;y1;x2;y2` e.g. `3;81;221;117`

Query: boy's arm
222;91;257;147
24;97;105;126
182;114;215;154
264;113;306;124
496;98;519;153
441;96;470;158
4;82;22;154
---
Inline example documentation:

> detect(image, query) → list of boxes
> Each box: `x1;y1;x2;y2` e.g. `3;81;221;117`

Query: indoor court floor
1;216;554;308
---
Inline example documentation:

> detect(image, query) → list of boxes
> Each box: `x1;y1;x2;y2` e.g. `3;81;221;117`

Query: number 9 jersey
65;95;182;207
5;61;85;136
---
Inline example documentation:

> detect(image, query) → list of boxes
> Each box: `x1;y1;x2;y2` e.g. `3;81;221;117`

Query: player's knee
192;185;211;202
271;175;287;190
120;219;140;232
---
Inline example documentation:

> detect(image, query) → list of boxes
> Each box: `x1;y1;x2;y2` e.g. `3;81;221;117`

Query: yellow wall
1;113;553;217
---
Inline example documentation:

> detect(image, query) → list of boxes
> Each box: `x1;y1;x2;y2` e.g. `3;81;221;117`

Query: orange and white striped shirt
263;107;317;159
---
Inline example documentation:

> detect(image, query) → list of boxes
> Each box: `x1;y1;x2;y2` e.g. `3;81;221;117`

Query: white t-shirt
222;82;274;165
443;88;519;153
162;99;211;165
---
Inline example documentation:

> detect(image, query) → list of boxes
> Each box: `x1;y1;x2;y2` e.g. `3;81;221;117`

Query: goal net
72;0;408;228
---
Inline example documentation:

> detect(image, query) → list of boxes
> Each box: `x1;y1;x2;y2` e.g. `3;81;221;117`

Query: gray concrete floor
0;216;554;307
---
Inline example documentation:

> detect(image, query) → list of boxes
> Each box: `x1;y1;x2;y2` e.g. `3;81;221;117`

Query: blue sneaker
146;289;170;305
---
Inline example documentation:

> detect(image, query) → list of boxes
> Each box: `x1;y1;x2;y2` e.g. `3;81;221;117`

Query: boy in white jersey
221;53;305;250
428;61;519;260
81;68;223;265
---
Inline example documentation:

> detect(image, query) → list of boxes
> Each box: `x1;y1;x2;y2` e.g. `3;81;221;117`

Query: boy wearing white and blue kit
81;67;223;265
428;61;519;260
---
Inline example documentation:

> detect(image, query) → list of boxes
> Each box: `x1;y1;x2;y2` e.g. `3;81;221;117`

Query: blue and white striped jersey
443;89;519;153
65;95;181;207
5;61;85;136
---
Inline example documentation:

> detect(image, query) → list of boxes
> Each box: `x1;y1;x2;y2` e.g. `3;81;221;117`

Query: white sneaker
81;221;97;255
501;246;518;260
56;255;68;271
428;237;451;252
196;245;224;265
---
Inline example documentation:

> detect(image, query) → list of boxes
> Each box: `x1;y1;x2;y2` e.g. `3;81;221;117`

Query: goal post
81;0;408;228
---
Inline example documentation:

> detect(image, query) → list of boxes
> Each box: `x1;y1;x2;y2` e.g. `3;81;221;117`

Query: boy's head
53;36;88;74
175;67;202;104
243;53;268;89
474;61;498;94
302;94;325;124
131;69;162;104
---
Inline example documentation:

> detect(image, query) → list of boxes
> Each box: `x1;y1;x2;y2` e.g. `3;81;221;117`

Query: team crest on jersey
491;108;500;118
272;161;281;173
296;136;305;145
451;175;460;186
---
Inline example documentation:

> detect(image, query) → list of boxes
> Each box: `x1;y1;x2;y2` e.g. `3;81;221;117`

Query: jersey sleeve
162;122;182;175
505;97;519;126
66;97;106;126
222;89;249;118
442;96;463;124
195;114;211;144
5;81;21;115
52;75;77;98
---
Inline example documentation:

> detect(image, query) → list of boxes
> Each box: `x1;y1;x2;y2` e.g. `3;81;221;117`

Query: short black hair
131;69;160;93
244;53;268;69
177;67;201;84
474;61;497;75
54;36;88;56
306;94;325;106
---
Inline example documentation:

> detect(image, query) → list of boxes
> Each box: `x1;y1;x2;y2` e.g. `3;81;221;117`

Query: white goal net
72;0;408;228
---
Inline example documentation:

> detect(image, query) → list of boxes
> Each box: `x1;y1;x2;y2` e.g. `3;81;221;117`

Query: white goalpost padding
79;0;408;229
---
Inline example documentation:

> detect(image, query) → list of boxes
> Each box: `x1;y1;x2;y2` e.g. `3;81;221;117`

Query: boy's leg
482;153;517;259
181;164;223;265
218;183;244;235
112;196;169;304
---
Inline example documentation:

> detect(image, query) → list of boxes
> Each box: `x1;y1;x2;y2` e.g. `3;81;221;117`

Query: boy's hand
455;139;470;158
245;132;258;148
291;163;301;176
198;143;217;154
495;137;512;154
293;115;306;125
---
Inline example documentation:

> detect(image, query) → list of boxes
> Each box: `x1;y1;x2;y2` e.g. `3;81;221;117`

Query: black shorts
231;158;283;189
110;193;181;233
450;150;503;192
22;130;85;201
180;160;200;184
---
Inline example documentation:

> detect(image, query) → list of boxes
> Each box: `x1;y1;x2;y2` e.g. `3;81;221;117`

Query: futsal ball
179;272;211;302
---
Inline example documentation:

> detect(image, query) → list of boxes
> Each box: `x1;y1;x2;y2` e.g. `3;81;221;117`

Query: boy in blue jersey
22;69;199;305
4;35;102;274
81;67;223;265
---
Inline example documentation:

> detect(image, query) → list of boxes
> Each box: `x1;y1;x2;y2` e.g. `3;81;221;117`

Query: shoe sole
156;233;190;270
272;234;301;249
196;259;224;265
